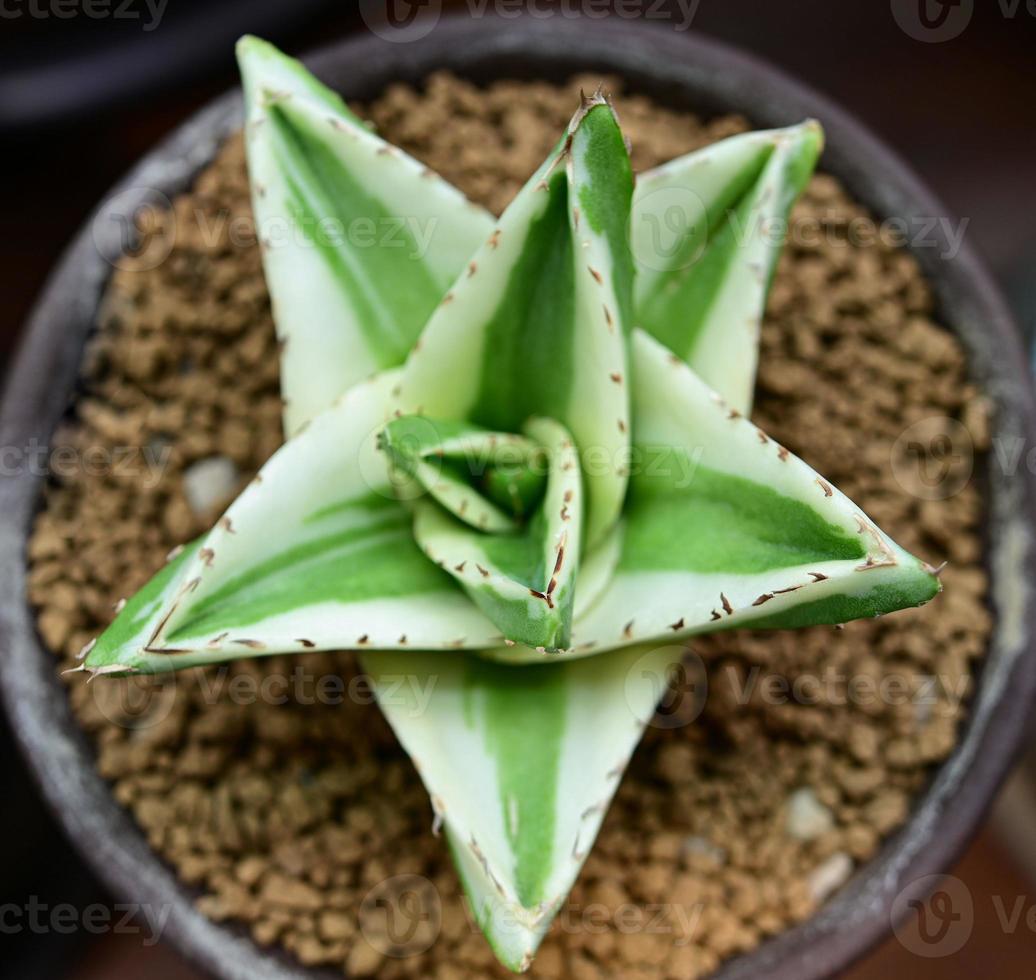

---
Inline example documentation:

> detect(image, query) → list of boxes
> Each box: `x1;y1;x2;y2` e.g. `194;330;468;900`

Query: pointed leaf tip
570;86;612;133
364;644;681;969
238;38;493;434
632;120;824;412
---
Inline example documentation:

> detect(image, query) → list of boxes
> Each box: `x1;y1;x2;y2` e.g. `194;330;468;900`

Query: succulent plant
81;36;942;972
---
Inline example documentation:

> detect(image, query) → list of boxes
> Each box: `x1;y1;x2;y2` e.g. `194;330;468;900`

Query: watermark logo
890;416;974;501
632;184;709;275
358;415;446;503
88;672;178;731
625;647;707;729
891;873;973;957
359;0;443;42
91;187;173;273
360;874;442;956
891;0;974;42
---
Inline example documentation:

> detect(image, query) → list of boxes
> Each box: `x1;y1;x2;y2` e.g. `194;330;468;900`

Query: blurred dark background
2;2;1035;977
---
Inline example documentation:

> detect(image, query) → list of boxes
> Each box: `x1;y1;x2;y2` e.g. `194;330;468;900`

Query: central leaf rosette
379;415;580;650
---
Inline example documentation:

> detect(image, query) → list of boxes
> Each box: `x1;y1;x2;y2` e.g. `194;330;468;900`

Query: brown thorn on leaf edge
530;588;555;610
233;638;265;650
546;539;566;599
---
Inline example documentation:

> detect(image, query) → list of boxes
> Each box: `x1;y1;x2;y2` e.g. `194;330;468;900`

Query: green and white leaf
362;642;681;971
237;36;493;435
485;329;938;662
395;94;635;549
84;371;501;676
632;121;823;413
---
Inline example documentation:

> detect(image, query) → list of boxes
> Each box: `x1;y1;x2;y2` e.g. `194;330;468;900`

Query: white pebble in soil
785;787;835;841
683;835;727;866
183;456;239;517
808;852;854;903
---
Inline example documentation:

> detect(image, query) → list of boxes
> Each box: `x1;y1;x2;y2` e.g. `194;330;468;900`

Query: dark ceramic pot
2;14;1034;980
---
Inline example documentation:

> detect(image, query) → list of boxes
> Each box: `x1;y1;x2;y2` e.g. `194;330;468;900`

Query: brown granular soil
29;73;992;979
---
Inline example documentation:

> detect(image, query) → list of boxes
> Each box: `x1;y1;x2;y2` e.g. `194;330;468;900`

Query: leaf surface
362;643;681;970
632;122;823;412
487;330;940;663
396;96;635;549
84;372;499;675
237;36;493;434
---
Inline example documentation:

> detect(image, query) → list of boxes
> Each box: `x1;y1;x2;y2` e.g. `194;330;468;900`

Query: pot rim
1;14;1034;980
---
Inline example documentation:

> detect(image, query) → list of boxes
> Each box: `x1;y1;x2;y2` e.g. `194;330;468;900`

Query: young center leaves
83;38;943;973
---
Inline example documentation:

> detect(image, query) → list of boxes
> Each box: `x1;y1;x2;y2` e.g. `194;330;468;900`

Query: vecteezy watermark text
0;898;171;944
0;439;170;488
0;0;167;30
89;665;439;731
359;0;701;43
465;0;700;30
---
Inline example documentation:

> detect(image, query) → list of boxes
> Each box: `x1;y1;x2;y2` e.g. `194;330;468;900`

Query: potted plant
3;15;1034;980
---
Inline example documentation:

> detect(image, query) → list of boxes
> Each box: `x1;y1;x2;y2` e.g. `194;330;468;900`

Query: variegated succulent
81;36;942;972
